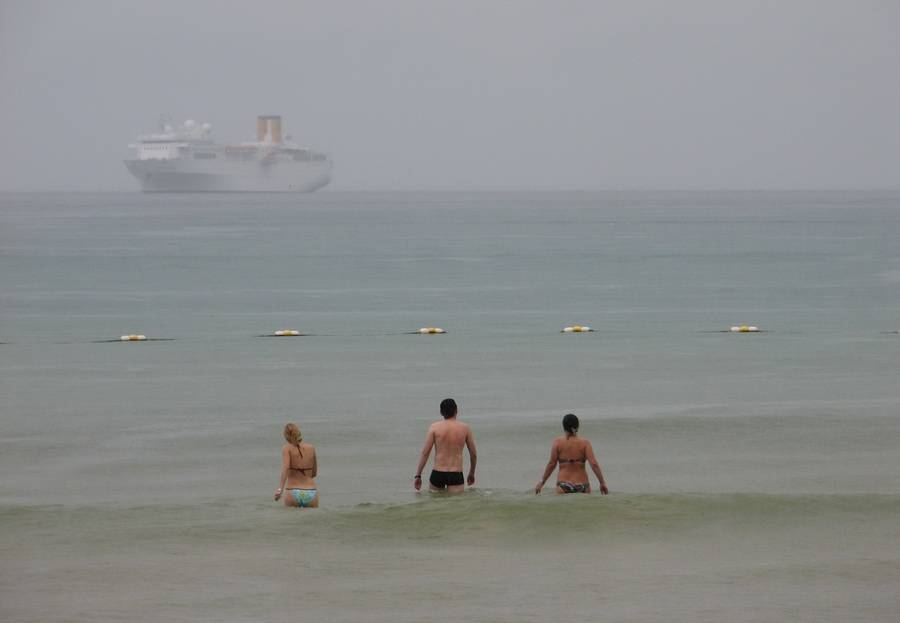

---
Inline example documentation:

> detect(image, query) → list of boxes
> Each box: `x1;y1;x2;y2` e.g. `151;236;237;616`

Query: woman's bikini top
289;447;314;473
558;442;586;465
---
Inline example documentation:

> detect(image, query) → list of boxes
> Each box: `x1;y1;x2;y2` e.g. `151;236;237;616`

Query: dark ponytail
562;413;579;435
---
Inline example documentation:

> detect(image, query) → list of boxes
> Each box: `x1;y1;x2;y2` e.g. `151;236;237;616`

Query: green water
1;191;899;621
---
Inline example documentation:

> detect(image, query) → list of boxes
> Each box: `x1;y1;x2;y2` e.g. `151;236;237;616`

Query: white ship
124;115;332;192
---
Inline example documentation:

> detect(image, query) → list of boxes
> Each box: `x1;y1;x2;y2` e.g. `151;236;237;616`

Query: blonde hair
283;422;303;457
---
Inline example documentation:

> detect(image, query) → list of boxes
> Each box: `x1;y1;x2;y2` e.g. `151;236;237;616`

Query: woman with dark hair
274;423;319;508
535;413;609;495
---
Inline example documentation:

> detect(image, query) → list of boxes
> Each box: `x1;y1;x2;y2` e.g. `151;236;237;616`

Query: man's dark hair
562;413;579;434
440;398;458;419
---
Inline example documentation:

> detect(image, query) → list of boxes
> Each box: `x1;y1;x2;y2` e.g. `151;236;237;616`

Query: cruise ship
124;115;332;192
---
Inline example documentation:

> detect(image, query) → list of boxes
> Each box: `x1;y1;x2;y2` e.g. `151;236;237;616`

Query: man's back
431;419;470;472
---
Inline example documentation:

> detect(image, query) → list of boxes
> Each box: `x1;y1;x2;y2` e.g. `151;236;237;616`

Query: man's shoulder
433;419;470;433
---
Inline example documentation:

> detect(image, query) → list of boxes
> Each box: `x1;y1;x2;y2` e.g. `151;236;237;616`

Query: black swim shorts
429;470;464;488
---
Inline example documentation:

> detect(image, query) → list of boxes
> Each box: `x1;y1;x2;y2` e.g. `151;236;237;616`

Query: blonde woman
274;423;319;508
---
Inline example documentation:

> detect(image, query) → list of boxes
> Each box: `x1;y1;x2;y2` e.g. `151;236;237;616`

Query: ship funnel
270;116;282;144
257;115;283;144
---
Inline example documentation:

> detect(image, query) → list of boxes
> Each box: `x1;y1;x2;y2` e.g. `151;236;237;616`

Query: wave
4;491;898;545
316;491;900;539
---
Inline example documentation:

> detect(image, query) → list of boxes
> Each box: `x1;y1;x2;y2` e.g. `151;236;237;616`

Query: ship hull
124;158;332;193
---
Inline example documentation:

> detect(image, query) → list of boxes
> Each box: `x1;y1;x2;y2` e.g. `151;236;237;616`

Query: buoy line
49;321;881;343
88;336;175;343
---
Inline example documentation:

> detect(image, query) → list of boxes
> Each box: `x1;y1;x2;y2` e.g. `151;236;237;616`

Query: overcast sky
1;1;898;191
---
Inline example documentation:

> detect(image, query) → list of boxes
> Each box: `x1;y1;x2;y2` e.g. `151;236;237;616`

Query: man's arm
414;427;435;490
585;441;609;494
465;426;477;486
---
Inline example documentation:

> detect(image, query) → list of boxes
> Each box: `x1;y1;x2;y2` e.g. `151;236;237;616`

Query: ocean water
1;190;899;621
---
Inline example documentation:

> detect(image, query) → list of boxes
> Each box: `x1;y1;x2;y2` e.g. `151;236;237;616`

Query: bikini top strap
291;444;311;472
558;439;586;464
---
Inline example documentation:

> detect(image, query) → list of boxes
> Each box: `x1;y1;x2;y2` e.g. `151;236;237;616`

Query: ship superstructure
124;115;332;192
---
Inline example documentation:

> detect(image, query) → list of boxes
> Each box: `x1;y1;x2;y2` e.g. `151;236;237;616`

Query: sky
1;0;898;191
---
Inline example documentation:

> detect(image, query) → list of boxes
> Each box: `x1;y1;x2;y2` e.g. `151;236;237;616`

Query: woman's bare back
283;442;317;490
555;436;589;485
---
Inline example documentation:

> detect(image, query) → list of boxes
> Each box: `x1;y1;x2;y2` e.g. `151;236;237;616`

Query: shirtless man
414;398;477;493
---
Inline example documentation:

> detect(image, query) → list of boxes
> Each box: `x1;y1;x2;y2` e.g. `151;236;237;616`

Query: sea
1;190;899;622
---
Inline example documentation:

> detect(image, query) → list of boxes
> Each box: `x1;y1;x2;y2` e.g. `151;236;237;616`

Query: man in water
414;398;477;493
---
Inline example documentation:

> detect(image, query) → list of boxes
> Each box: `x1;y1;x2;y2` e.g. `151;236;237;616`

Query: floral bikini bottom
557;482;589;494
288;488;318;507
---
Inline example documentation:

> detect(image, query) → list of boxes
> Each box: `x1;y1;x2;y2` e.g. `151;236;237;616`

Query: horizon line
2;187;900;194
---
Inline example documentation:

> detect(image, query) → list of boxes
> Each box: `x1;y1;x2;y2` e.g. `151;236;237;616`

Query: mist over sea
2;191;899;622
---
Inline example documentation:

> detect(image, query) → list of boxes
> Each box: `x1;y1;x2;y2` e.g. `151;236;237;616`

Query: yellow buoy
120;334;147;341
274;330;301;336
418;327;445;334
562;325;593;333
